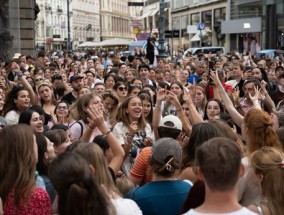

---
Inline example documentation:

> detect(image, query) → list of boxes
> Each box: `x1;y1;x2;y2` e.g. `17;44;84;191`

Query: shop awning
221;18;261;34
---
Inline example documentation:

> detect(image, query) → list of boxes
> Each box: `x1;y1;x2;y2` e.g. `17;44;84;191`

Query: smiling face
206;100;221;120
56;101;69;118
126;97;143;121
125;71;135;82
30;112;44;133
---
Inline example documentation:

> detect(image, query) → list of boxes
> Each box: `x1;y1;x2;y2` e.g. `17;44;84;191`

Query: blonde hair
115;176;135;196
250;147;284;215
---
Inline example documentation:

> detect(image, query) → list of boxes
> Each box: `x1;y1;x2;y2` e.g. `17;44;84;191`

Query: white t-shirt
5;110;20;125
111;198;143;215
183;207;257;215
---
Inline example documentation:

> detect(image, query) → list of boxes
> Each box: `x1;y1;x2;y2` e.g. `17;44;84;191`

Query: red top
4;187;51;215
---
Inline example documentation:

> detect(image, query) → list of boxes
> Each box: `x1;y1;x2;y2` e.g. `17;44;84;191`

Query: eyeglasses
35;78;43;82
118;86;127;91
57;106;68;110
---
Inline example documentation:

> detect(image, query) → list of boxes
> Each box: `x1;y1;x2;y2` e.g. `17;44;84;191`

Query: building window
214;7;226;25
201;10;212;29
191;13;200;25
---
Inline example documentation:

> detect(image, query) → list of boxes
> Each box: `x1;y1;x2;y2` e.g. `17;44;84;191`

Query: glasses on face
35;78;43;82
57;106;68;110
118;86;127;91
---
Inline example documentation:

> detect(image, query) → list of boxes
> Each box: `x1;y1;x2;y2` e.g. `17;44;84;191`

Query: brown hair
244;108;282;154
196;137;242;192
116;96;146;130
45;129;68;147
0;124;36;206
76;93;101;123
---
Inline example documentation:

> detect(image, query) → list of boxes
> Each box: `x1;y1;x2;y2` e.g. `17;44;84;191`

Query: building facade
222;0;284;55
100;0;136;41
171;0;227;52
72;0;100;49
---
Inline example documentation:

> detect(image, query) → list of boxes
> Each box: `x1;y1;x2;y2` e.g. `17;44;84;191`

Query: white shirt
5;110;20;125
183;207;257;215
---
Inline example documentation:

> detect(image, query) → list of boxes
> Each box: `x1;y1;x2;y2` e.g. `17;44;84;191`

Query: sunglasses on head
118;86;127;91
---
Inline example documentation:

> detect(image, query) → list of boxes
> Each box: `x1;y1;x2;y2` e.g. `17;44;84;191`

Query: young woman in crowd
18;109;44;133
179;69;190;87
248;146;284;215
102;90;119;128
48;152;114;215
203;98;225;121
128;84;141;97
45;129;71;156
124;68;137;84
50;100;73;127
113;82;128;103
0;124;51;214
69;93;104;141
3;86;30;124
138;93;153;126
35;133;56;203
162;81;184;116
104;73;116;90
37;83;57;124
131;78;143;89
193;86;207;118
112;96;152;175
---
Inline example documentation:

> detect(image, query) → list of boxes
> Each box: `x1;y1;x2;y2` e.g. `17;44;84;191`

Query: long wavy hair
244;108;282;154
116;95;146;131
0;124;36;206
2;86;28;116
102;90;119;128
250;147;284;215
48;152;112;215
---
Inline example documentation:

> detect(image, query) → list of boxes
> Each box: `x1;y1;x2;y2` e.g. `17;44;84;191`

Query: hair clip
279;160;284;168
165;157;174;172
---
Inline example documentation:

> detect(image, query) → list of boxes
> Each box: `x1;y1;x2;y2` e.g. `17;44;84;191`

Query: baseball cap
159;115;182;131
70;75;83;83
151;138;182;164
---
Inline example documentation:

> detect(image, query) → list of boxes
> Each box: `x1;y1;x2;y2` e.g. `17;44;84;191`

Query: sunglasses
118;86;127;91
57;106;68;110
35;78;43;82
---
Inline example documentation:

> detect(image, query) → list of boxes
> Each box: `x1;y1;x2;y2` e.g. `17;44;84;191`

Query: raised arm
210;71;244;127
11;62;38;105
183;90;204;125
167;91;192;135
86;106;125;174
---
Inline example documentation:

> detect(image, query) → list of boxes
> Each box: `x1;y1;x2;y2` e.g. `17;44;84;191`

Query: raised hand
232;87;240;103
156;88;167;103
166;91;180;107
128;122;138;136
11;62;21;73
249;86;261;103
87;105;104;129
210;70;222;86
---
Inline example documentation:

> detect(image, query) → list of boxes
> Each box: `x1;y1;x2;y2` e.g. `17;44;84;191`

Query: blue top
126;180;192;215
188;74;201;84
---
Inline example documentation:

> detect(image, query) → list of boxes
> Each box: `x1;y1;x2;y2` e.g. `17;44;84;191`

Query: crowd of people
0;46;283;215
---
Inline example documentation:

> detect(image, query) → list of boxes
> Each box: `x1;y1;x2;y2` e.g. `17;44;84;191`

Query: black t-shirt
61;92;76;105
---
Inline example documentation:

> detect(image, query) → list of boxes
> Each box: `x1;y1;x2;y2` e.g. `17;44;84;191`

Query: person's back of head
196;137;242;192
250;146;284;215
158;115;182;139
48;152;111;215
149;137;182;178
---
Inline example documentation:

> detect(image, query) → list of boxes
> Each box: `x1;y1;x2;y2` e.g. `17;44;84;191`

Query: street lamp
67;0;72;54
157;0;168;58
